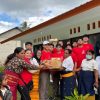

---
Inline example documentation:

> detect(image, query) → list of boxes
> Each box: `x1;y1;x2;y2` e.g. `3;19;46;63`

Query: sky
0;0;91;33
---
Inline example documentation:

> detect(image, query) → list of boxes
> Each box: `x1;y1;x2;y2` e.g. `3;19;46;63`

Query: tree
19;21;30;31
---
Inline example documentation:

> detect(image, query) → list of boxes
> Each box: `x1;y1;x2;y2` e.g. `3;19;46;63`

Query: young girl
60;49;76;100
0;74;12;100
79;50;98;97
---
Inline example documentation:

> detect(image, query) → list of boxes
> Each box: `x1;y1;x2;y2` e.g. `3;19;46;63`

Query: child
0;73;12;100
79;50;98;99
60;49;76;100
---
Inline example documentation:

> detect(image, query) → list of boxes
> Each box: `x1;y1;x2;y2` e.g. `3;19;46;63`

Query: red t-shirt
18;57;32;86
51;51;64;61
71;52;78;64
83;43;94;51
41;50;51;61
53;48;64;54
73;46;86;68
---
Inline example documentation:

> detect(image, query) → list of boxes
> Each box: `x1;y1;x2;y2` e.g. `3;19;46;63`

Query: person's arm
73;62;77;72
11;96;13;100
19;58;40;70
93;60;99;88
75;60;83;72
62;58;70;70
94;69;99;88
75;67;81;72
30;58;39;66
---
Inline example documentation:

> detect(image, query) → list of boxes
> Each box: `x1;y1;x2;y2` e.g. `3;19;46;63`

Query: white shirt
81;59;98;71
30;58;39;66
62;56;74;71
96;56;100;77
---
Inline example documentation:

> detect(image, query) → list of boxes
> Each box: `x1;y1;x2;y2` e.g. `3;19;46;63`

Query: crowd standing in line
0;35;100;100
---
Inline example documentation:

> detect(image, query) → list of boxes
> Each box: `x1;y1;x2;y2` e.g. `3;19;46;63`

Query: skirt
4;70;19;100
78;70;95;95
60;71;76;100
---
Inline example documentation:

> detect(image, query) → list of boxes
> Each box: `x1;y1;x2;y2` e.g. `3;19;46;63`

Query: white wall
17;6;100;46
0;41;21;65
0;28;22;65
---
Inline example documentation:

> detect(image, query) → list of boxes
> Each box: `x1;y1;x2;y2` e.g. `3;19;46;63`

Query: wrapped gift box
43;58;62;69
50;58;62;69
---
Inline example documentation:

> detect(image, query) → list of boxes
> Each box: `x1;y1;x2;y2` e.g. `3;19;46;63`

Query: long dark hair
5;47;24;65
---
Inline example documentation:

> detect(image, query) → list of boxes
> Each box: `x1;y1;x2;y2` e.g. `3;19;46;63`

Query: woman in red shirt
18;49;35;100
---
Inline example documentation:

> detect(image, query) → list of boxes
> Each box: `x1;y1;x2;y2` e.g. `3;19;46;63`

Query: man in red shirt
51;44;64;98
72;41;78;48
52;44;64;61
73;38;86;70
25;42;34;56
39;41;51;100
83;35;94;51
73;38;87;92
53;40;64;54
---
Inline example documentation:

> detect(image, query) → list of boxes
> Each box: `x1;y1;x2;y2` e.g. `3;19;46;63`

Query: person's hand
39;64;45;69
41;60;51;68
94;82;98;88
39;64;50;70
75;67;81;72
59;66;65;71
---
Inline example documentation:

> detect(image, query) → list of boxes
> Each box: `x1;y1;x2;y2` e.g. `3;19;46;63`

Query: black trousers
17;85;31;100
52;72;60;97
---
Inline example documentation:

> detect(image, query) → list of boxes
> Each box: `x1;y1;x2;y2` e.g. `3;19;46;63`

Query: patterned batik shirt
5;57;38;73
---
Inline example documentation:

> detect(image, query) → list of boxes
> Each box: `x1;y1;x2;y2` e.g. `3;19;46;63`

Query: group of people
0;35;100;100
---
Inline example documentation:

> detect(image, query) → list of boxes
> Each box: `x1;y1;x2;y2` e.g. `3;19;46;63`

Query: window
87;24;90;30
98;21;100;28
34;39;37;43
78;27;80;32
74;28;76;33
92;22;96;29
38;38;39;42
38;38;41;42
39;38;41;42
42;37;44;41
44;36;46;40
70;29;72;34
49;35;51;39
47;36;49;40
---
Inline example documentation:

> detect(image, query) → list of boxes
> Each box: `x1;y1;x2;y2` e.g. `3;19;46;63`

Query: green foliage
64;88;89;100
0;66;5;72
